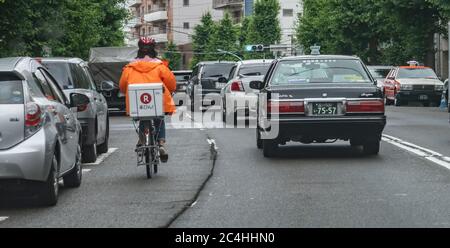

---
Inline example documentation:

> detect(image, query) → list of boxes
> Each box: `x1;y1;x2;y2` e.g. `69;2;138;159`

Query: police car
383;61;444;106
250;54;386;157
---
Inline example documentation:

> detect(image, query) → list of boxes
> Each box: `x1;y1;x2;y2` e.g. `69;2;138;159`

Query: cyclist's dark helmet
137;37;157;59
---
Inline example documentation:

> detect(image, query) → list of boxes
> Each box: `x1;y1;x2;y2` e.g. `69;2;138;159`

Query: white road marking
83;148;118;166
82;169;92;173
0;217;9;222
207;138;218;150
190;201;198;208
382;134;450;171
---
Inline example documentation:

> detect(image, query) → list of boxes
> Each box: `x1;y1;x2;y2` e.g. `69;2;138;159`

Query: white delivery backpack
128;83;164;119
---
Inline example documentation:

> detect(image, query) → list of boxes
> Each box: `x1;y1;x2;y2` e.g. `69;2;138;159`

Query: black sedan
250;55;386;157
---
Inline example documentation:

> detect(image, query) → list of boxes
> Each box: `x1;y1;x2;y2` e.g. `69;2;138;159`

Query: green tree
205;12;239;61
0;0;128;59
163;42;181;70
297;0;445;66
191;12;217;66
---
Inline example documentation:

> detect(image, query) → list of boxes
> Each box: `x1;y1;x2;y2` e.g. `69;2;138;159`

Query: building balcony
149;32;168;43
129;0;142;8
213;0;244;9
144;8;168;23
131;17;143;27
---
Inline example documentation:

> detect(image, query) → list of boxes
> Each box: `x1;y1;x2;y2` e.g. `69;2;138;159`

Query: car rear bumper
0;128;50;182
263;116;386;140
397;91;442;101
225;93;258;113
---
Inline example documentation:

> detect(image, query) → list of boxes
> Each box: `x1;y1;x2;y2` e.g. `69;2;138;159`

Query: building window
283;9;294;17
183;0;189;6
183;22;190;29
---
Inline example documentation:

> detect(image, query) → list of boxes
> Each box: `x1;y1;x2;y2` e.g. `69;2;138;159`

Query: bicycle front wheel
145;147;152;179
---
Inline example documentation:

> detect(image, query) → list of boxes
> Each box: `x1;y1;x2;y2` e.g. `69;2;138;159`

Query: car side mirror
218;77;228;83
70;93;90;108
100;81;115;92
249;80;264;90
183;75;190;81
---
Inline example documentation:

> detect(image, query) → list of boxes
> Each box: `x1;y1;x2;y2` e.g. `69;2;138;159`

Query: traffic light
245;44;264;52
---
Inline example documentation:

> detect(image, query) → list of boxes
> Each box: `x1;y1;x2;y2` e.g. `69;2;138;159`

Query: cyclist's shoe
134;140;143;152
159;145;169;163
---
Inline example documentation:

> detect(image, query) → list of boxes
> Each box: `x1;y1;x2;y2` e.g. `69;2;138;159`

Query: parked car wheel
38;155;59;206
97;118;109;154
82;142;97;163
63;144;82;188
263;139;278;158
256;128;263;149
363;139;380;156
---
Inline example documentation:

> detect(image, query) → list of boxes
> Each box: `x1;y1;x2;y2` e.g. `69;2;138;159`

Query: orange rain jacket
119;58;177;115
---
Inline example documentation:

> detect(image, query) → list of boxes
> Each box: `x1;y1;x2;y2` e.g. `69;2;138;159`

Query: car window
191;66;199;78
69;64;91;90
40;69;68;104
228;66;237;80
202;64;235;78
0;80;23;104
83;66;97;90
175;73;190;82
42;62;74;90
33;70;58;102
397;68;438;79
271;59;371;85
369;68;391;79
238;64;271;77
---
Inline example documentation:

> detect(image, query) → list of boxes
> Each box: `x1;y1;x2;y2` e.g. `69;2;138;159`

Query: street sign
310;45;321;55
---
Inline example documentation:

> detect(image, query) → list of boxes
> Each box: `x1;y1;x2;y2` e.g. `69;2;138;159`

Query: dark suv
187;61;236;112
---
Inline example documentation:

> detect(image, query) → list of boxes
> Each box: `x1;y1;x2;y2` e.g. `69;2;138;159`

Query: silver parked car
221;59;273;125
40;58;110;163
0;57;89;206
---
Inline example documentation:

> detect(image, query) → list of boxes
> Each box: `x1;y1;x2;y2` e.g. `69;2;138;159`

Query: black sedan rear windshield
202;64;235;78
271;59;371;85
0;81;23;104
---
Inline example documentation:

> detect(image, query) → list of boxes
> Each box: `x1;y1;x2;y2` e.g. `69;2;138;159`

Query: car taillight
346;100;384;113
77;104;88;112
268;101;305;114
25;102;42;126
25;102;43;138
231;81;244;92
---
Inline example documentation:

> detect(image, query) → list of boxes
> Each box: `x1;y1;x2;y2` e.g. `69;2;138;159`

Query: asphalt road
171;106;450;228
0;113;214;227
1;106;449;227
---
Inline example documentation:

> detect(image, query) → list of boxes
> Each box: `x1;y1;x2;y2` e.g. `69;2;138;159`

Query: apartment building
125;0;222;68
213;0;303;52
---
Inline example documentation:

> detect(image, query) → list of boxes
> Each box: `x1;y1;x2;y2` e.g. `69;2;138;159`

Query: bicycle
133;118;164;179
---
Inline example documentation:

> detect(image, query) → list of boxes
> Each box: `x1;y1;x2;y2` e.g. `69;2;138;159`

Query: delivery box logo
140;93;152;104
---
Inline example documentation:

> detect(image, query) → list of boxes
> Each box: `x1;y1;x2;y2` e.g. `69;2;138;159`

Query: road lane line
0;217;9;222
382;134;450;171
82;169;92;173
83;148;118;166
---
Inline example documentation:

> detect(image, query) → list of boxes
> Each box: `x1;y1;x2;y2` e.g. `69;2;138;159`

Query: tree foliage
162;41;181;70
191;12;217;66
0;0;128;59
297;0;449;66
205;12;239;61
245;0;281;59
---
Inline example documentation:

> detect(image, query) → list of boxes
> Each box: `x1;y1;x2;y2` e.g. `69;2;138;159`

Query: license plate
312;102;338;115
419;95;428;100
216;82;226;89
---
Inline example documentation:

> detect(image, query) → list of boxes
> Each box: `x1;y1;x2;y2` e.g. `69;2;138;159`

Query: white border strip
83;148;118;166
382;134;450;170
0;217;9;222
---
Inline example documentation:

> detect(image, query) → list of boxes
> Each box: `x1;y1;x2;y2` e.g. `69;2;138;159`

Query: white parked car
221;60;273;125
